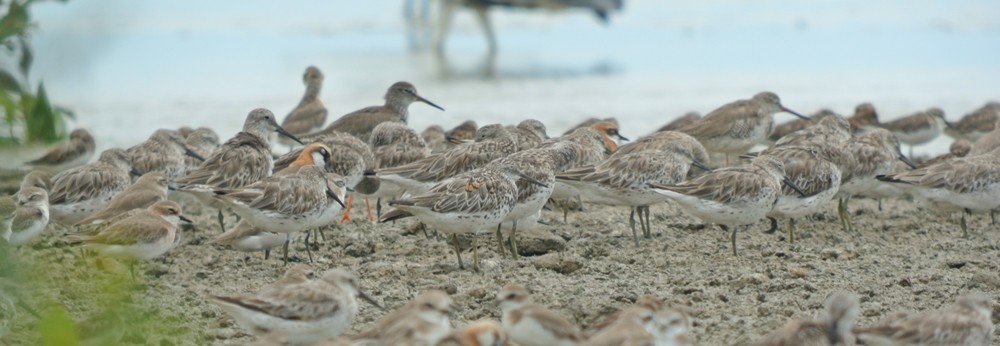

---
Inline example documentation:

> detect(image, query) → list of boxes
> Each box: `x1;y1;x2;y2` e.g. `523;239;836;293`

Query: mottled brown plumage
279;66;328;146
311;81;443;143
25;128;96;172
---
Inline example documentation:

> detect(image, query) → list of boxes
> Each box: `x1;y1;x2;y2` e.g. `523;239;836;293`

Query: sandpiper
0;170;51;221
435;320;507;346
767;109;837;143
48;148;136;225
380;160;547;271
772;111;851;148
375;124;519;195
562;117;619;136
657;111;701;133
945;101;1000;142
73;172;169;227
547;122;625;222
445;120;478;144
353;290;453;345
279;66;328;147
177;108;302;232
836;129;915;232
210;268;381;345
291;131;377;221
557;131;710;245
213;144;345;261
1;187;49;246
855;293;994;346
311;81;443;143
969;119;1000;156
920;138;972;167
127;129;204;182
496;283;584;346
367;122;432;216
877;144;1000;236
208;219;287;260
748;291;858;346
650;156;804;256
583;305;656;346
182;127;220;176
508;119;549;151
882;107;950;157
260;264;316;293
24;128;96;173
422;125;449;153
681;91;808;165
69;200;190;278
848;102;881;134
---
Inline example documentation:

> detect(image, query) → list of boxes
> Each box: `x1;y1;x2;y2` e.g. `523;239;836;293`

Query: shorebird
260;264;316;293
583;305;656;346
24;128;96;173
48;148;136;225
73;172;169;227
379;160;547;271
210;268;382;345
767;109;837;143
882;107;950;157
310;81;443;143
435;320;508;346
0;170;51;221
68;200;190;279
182;127;220;176
557;131;710;246
496;283;584;346
280;131;376;221
836;129;915;232
649;156;805;256
562;117;618;136
945;101;1000;142
855;292;994;346
279;66;328;147
877;146;1000;237
681;91;808;165
353;290;454;345
969;119;1000;156
430;0;623;54
445;120;478;144
207;220;286;260
507;119;549;151
495;141;578;257
422;125;449;153
848;102;881;134
367;122;432;216
759;145;844;243
656;111;701;133
1;187;49;247
919;138;972;168
547;122;626;222
213;144;345;261
748;291;858;346
773;109;851;148
127;129;204;182
177;108;302;232
649;307;696;346
374;124;519;196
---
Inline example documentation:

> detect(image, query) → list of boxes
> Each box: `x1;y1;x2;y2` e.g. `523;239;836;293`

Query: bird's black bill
275;126;304;145
898;153;917;169
415;95;445;111
827;321;842;345
517;172;550;189
179;215;194;224
783;176;808;197
692;160;712;171
358;290;383;310
184;148;205;162
781;106;810;121
130;168;144;176
614;133;630;141
327;188;345;208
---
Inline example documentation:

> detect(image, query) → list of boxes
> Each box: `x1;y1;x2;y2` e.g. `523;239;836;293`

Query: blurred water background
25;0;1000;157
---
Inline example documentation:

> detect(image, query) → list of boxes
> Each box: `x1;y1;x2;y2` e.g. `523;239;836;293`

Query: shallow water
21;0;1000;159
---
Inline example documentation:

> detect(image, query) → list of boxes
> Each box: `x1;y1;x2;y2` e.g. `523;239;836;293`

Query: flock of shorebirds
2;64;1000;345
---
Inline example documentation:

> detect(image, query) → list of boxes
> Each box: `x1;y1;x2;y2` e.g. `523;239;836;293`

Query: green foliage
0;0;73;145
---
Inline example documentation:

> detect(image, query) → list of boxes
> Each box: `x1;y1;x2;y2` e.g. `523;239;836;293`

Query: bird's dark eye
424;302;434;309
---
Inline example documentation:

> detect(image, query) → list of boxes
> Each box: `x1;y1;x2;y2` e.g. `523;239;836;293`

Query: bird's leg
264;249;270;260
788;218;795;244
992;209;997;225
509;220;519;260
217;210;225;233
365;197;375;222
128;261;137;283
451;234;464;270
495;223;506;258
961;209;970;238
472;234;481;272
730;225;739;257
341;192;355;222
629;208;639;247
472;5;497;55
282;237;290;265
878;198;883;212
838;197;853;232
642;206;652;239
421;222;431;240
432;0;456;54
376;197;383;219
304;231;314;263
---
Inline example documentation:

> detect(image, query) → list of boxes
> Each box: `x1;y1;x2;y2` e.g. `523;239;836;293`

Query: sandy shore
4;190;1000;345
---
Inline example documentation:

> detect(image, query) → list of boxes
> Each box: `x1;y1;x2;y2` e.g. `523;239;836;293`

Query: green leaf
38;305;79;346
18;35;32;76
0;70;22;92
25;83;59;143
0;1;30;42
